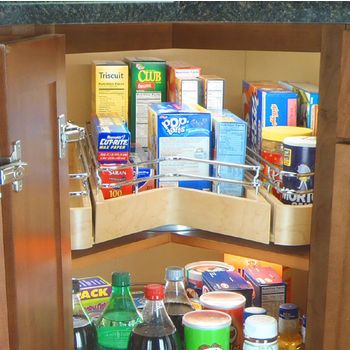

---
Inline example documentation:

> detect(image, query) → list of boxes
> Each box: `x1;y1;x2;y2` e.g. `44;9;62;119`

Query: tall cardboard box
200;75;225;111
124;57;166;147
91;61;128;122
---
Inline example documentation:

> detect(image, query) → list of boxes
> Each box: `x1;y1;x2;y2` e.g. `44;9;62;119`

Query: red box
100;164;133;200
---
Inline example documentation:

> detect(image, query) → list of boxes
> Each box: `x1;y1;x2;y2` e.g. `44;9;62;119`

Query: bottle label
98;326;132;349
243;341;278;350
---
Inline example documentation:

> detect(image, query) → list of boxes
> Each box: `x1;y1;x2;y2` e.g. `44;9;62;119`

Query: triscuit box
78;276;112;321
91;61;128;123
129;147;155;192
279;81;319;133
242;81;298;155
212;110;247;197
243;266;287;319
175;77;202;105
148;102;211;190
91;116;130;163
202;271;253;307
200;75;225;111
124;57;166;147
167;61;202;102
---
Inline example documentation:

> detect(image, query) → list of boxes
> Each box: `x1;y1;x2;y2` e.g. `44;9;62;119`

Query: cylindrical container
200;291;246;350
243;307;267;323
243;315;278;350
261;127;313;199
183;310;231;350
185;261;234;298
282;136;316;205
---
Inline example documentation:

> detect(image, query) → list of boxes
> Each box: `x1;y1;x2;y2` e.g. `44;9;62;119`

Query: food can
183;310;231;350
200;291;246;350
282;136;316;205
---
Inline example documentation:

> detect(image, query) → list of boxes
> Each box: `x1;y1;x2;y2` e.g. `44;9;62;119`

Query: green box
124;57;166;147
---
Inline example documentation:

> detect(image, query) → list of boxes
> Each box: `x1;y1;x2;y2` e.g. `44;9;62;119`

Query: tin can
282;136;316;205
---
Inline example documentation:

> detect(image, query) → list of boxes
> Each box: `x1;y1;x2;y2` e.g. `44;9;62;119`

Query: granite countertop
0;1;349;26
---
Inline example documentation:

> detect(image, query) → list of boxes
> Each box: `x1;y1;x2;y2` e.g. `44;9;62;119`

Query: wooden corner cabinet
0;22;349;350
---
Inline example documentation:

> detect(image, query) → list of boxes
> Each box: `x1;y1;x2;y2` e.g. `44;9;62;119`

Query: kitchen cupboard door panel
0;35;71;350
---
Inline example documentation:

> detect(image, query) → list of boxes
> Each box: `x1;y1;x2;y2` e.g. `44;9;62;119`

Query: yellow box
91;60;128;123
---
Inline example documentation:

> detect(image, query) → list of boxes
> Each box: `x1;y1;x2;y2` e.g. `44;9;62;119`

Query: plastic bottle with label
96;272;142;350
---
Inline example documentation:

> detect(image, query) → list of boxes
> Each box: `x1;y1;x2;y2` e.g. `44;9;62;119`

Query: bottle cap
112;272;130;287
72;278;80;294
279;303;299;320
144;284;164;300
243;307;267;322
244;315;278;340
165;266;184;281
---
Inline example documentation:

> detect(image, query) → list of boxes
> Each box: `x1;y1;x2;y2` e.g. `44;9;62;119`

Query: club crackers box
200;75;225;111
91;61;129;123
242;81;298;155
167;61;202;102
78;276;111;321
202;271;253;306
175;77;202;105
129;147;155;192
212;110;247;197
148;102;211;190
243;266;287;318
91;116;130;164
279;81;319;133
124;57;166;147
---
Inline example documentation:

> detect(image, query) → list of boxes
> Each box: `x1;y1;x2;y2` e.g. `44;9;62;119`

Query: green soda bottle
96;272;142;350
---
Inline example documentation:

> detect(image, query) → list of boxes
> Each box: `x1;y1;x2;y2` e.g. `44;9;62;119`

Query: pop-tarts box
129;146;155;192
242;81;298;155
212;110;247;197
279;81;319;133
91;116;130;163
78;276;111;321
202;270;253;307
148;102;211;190
243;266;287;319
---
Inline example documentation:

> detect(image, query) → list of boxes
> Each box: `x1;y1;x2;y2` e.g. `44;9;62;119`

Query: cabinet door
0;35;71;350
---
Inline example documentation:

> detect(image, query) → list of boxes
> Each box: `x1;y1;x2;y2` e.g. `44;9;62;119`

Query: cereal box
167;61;202;102
78;276;111;321
148;102;211;190
200;75;225;111
212;110;247;197
243;266;287;318
279;81;319;133
175;77;202;105
124;57;166;147
242;81;298;155
91;116;130;163
202;270;253;306
91;61;128;123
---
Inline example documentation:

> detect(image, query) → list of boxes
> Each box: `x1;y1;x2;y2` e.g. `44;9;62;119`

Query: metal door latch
58;114;85;159
0;140;27;192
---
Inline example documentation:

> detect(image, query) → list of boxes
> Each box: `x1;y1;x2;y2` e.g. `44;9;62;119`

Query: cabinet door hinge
58;114;85;159
0;140;27;192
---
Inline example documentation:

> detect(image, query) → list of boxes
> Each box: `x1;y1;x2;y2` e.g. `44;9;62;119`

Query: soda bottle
164;266;194;346
278;304;303;350
128;284;179;350
96;272;142;350
72;278;98;350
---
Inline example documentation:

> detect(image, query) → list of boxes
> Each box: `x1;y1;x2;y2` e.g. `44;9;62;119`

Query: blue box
202;270;253;306
148;102;212;190
243;266;287;318
242;81;298;155
212;110;247;197
91;116;130;163
279;81;319;132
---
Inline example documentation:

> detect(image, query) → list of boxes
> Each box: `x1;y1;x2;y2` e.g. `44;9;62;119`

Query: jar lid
283;136;316;148
279;303;299;320
262;126;313;142
244;315;278;339
200;291;246;310
183;310;232;330
243;307;267;322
